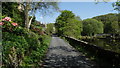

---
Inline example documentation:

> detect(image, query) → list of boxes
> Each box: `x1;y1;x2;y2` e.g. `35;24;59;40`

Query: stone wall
64;36;120;66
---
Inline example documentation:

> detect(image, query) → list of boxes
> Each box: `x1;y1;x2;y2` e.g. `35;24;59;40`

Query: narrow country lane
42;37;97;68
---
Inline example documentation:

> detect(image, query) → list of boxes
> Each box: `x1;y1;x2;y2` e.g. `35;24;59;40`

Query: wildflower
12;23;18;26
0;22;4;25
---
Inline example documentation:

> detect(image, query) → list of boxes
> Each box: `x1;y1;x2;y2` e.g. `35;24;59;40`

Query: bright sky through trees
35;2;118;23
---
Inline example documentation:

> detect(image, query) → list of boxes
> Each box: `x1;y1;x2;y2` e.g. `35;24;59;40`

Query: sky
35;2;118;24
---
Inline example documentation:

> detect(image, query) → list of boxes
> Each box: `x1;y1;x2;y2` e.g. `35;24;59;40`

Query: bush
1;16;51;67
2;26;51;67
2;33;28;67
30;24;44;35
1;16;18;32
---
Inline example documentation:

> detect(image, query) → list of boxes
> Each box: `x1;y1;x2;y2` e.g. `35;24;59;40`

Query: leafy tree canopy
93;13;120;34
82;19;103;36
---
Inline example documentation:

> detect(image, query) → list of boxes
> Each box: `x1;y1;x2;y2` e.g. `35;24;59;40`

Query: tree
55;10;75;36
95;0;120;10
111;21;119;33
93;13;120;33
75;16;82;21
2;2;24;26
18;1;59;30
55;10;83;38
63;19;82;38
112;1;120;11
46;23;55;35
82;19;103;36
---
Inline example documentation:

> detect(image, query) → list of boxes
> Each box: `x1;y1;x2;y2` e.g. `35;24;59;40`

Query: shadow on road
41;37;98;68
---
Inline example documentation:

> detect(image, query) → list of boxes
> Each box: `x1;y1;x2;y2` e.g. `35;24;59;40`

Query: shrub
30;25;44;35
2;32;28;67
2;27;51;66
2;16;51;67
1;16;18;32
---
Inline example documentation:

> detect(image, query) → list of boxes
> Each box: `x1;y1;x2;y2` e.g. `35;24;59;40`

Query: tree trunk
24;2;29;30
28;16;34;29
24;2;35;30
